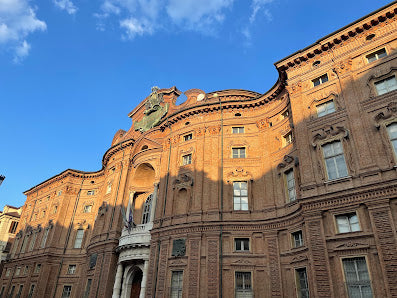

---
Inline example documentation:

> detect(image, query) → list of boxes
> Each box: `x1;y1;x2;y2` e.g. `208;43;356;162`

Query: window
295;268;309;298
29;233;37;251
336;213;360;233
5;268;11;277
67;265;76;274
232;147;246;158
312;74;329;87
342;257;372;298
83;205;92;213
142;195;152;224
83;279;92;298
233;182;248;211
387;123;397;158
87;190;95;195
23;266;29;275
9;286;15;298
232;127;245;134
21;236;29;253
235;238;249;251
292;231;304;248
235;272;252;298
283;132;293;146
316;100;336;117
183;133;193;141
57;190;62;196
61;286;72;298
47;196;50;201
27;285;35;298
182;154;192;165
53;205;58;214
74;229;84;248
170;271;183;298
41;228;49;248
106;184;112;194
366;48;387;63
0;286;4;298
15;267;21;276
8;221;18;234
285;169;297;202
282;110;289;119
41;210;46;218
322;141;348;180
375;76;397;95
35;264;41;273
11;238;19;257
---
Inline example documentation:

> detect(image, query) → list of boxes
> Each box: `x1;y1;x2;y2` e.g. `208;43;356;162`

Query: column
112;263;123;298
150;183;159;223
139;260;149;298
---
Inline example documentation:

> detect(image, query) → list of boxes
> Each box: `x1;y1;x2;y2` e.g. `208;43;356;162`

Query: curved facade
2;2;397;298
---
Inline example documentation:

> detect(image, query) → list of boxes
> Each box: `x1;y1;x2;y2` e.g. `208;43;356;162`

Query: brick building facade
1;2;397;298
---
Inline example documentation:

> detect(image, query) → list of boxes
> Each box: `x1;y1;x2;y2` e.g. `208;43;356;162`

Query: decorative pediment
227;167;252;181
277;155;299;170
291;255;308;263
374;102;397;127
332;58;353;75
231;259;253;265
335;241;369;250
256;118;270;130
309;92;339;110
312;125;349;147
286;81;302;96
173;173;194;190
169;258;187;266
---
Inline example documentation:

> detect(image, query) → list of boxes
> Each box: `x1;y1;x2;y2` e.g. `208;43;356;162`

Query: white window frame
61;285;72;298
182;154;192;165
142;195;152;224
375;76;397;96
335;212;360;233
366;48;387;63
87;190;95;196
232;127;245;134
183;133;193;141
291;231;304;248
322;141;349;180
283;132;293;147
386;123;397;159
232;147;246;158
41;228;49;248
106;184;112;194
73;229;84;249
312;73;329;87
34;264;41;274
67;265;76;275
234;238;250;252
233;182;248;211
83;205;92;213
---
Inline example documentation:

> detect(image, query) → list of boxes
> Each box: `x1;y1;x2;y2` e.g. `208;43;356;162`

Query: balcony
118;222;153;249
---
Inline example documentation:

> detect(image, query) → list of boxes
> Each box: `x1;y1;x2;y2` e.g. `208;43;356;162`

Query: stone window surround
233;237;251;252
331;209;362;235
340;255;373;298
367;67;397;99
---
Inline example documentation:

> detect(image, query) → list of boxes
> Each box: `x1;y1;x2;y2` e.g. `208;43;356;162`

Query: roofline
275;0;397;66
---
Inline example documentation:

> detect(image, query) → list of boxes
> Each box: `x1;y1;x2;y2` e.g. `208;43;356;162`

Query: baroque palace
2;2;397;298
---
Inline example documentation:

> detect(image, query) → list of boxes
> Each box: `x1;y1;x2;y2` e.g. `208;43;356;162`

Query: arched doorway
130;268;143;298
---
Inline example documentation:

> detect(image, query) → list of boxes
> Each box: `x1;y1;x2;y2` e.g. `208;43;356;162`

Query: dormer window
183;133;193;141
366;48;387;63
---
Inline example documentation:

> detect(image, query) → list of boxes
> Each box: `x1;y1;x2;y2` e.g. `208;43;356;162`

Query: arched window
142;194;152;224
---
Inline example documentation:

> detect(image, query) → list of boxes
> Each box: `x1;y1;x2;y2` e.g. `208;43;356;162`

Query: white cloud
120;17;154;39
0;0;46;62
250;0;274;23
53;0;77;15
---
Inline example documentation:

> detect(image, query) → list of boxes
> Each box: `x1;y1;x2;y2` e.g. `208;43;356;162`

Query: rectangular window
83;279;92;298
67;265;76;275
8;221;18;234
21;236;29;253
312;74;329;87
232;127;245;134
106;184;112;194
342;257;372;298
0;286;5;298
182;154;192;165
285;169;297;202
316;100;336;117
366;48;387;63
322;141;348;180
283;132;293;146
336;213;360;233
83;205;92;213
23;266;29;275
27;285;35;298
296;268;310;298
15;285;23;298
5;268;11;277
9;286;15;298
41;228;49;248
183;133;193;141
35;264;41;274
170;271;183;298
87;190;95;196
387;123;397;158
74;229;84;248
61;286;72;298
53;205;58;214
282;110;289;119
235;272;253;298
235;238;250;251
232;147;246;158
29;233;37;251
292;231;304;248
375;76;397;95
11;238;19;257
15;267;21;276
233;182;248;211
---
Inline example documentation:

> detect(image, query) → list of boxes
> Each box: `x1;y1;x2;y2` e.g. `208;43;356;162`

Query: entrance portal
129;268;143;298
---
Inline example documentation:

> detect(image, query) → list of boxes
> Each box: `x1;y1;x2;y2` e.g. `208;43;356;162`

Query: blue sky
0;0;392;208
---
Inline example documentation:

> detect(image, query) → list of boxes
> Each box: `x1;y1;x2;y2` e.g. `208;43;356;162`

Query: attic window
141;145;148;151
185;122;190;126
312;60;321;67
90;181;95;184
235;113;242;117
366;34;375;40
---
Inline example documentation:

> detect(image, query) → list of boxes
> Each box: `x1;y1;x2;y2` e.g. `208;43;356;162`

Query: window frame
83;205;92;213
170;270;183;298
232;147;246;159
182;154;192;165
87;190;95;196
233;181;249;211
386;122;397;160
312;73;329;87
321;141;349;180
283;132;293;147
374;75;397;96
73;229;84;249
291;230;304;248
232;127;245;134
284;169;297;202
183;133;193;141
235;271;253;298
316;100;336;118
67;265;77;275
335;212;361;234
341;256;373;298
61;285;72;298
295;267;310;298
234;238;250;252
366;48;387;63
141;194;152;224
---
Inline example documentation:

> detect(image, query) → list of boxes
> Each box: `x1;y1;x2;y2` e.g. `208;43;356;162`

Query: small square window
182;154;192;165
183;133;193;141
291;231;304;248
316;100;336;117
281;110;289;119
232;147;246;158
375;76;397;95
67;265;76;275
87;190;95;196
283;132;293;147
312;74;328;87
336;213;360;233
366;48;387;63
34;264;41;274
83;205;92;213
232;127;245;134
235;238;249;251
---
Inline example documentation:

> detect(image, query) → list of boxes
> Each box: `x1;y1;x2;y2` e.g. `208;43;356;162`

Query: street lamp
0;175;5;186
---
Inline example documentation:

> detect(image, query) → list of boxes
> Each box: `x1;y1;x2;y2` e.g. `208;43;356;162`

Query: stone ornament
173;173;194;190
311;126;349;148
172;239;186;257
